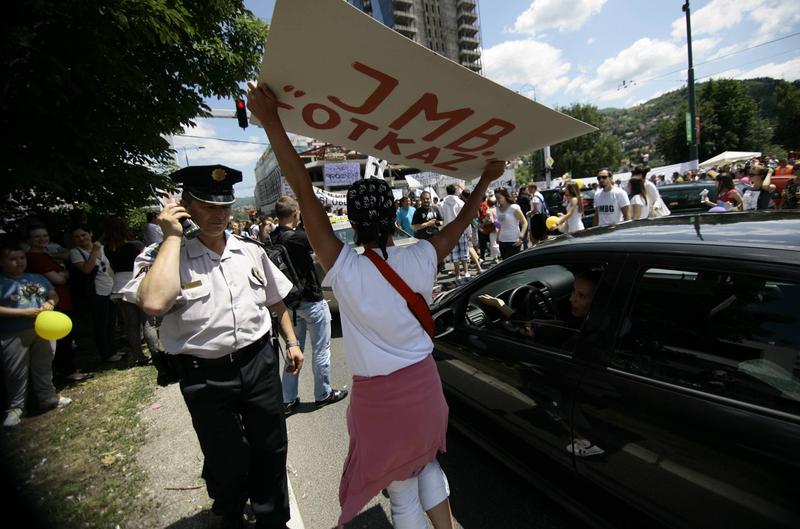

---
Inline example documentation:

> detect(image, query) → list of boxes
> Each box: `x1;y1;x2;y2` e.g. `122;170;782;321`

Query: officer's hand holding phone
159;203;199;239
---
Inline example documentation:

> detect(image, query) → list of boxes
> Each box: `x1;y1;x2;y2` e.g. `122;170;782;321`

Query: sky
174;0;800;196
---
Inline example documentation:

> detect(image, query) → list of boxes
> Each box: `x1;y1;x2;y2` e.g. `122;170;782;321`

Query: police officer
122;165;303;529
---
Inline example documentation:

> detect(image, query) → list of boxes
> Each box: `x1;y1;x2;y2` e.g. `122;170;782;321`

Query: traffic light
235;98;248;129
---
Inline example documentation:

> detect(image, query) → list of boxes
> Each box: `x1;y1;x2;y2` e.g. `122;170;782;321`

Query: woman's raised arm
247;82;343;271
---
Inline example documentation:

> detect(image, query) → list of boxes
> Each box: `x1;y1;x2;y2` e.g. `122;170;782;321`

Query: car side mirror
433;308;455;339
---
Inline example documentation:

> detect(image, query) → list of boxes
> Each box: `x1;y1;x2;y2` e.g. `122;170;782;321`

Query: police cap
170;164;243;205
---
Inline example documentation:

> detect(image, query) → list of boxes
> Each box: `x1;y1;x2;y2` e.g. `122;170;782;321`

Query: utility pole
683;0;699;161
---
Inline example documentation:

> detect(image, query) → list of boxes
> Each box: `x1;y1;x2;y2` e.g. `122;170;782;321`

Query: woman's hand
478;294;504;309
246;81;281;127
41;300;55;312
478;160;506;184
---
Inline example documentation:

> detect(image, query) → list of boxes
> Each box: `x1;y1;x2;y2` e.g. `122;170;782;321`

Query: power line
695;46;800;82
177;134;268;146
630;31;800;87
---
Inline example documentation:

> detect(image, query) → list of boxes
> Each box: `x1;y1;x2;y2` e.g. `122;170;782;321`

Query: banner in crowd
470;168;516;190
646;160;699;180
313;186;348;206
258;0;596;179
323;162;361;187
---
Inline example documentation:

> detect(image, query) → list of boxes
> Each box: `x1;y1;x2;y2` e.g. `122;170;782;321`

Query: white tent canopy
646;160;699;180
699;151;760;168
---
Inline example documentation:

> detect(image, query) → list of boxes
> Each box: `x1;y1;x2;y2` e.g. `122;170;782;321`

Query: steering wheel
507;285;558;320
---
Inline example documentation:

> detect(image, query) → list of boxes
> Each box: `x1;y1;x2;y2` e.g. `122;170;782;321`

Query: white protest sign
258;0;596;179
323;162;361;187
364;155;389;179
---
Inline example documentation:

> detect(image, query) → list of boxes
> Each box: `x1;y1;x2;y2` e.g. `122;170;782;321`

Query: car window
614;267;800;416
462;263;605;355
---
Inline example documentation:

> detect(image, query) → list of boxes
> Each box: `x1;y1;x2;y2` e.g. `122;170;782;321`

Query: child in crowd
1;238;71;428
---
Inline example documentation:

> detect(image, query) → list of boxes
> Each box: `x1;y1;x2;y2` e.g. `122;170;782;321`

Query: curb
287;476;305;529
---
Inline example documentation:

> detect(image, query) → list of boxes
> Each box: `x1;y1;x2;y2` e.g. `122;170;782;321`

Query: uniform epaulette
234;234;267;248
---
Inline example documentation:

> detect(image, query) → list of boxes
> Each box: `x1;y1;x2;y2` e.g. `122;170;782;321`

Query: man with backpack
271;196;348;416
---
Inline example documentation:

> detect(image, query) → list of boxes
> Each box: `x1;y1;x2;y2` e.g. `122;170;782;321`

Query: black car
658;181;717;214
431;212;800;529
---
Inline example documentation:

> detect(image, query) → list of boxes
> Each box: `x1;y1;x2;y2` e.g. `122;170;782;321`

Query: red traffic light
235;98;248;129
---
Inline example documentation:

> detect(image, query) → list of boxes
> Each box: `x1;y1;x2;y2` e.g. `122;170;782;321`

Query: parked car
316;221;417;310
656;181;717;215
430;211;800;529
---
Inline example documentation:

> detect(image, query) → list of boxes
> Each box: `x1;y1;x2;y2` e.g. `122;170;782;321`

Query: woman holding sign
248;81;505;529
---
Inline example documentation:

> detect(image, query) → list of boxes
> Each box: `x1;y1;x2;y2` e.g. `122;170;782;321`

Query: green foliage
696;79;770;159
604;78;800;164
1;0;268;222
774;81;800;150
550;104;621;177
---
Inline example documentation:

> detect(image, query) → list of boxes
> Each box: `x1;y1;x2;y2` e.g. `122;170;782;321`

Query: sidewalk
133;383;304;529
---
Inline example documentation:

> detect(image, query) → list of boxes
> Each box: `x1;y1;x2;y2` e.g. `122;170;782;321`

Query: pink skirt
338;355;449;525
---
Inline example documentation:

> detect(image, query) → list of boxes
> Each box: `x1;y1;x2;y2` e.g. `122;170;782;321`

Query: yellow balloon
546;216;560;231
573;179;584;189
35;310;73;341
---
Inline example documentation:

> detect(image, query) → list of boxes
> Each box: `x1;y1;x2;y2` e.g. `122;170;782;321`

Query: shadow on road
439;429;584;529
342;504;393;529
164;509;219;529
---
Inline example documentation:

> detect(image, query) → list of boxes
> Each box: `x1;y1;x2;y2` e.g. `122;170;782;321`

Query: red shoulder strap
363;249;435;338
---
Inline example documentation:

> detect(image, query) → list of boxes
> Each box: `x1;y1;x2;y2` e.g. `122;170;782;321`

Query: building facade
348;0;482;74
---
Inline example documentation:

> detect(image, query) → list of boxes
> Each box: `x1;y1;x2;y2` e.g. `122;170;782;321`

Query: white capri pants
385;459;450;529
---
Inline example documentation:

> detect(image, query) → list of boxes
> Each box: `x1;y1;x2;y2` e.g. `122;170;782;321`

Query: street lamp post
683;0;699;161
182;145;206;166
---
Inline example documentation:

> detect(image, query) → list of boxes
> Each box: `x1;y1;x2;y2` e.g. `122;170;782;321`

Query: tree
696;79;771;159
774;81;800;151
1;0;268;220
550;104;621;178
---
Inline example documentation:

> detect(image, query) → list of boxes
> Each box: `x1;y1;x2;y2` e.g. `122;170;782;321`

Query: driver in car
477;271;599;337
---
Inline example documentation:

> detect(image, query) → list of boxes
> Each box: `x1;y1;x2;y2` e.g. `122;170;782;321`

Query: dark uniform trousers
175;335;289;527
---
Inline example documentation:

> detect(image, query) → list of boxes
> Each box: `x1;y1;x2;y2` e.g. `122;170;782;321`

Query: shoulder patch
144;242;163;259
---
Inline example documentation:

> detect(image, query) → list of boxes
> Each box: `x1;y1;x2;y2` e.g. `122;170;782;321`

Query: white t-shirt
321;240;437;377
594;187;631;226
644;179;661;205
440;194;463;225
70;246;114;296
497;204;523;242
630;194;650;220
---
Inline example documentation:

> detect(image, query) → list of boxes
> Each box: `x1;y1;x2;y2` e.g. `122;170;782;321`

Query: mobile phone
181;218;201;239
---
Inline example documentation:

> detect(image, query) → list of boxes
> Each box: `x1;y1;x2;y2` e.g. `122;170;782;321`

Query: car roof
535;211;800;255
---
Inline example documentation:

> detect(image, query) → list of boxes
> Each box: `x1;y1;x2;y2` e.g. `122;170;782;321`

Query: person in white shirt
494;188;527;259
557;182;585;233
628;178;649;220
593;169;630;226
248;80;506;529
142;212;164;246
631;166;669;217
440;184;470;282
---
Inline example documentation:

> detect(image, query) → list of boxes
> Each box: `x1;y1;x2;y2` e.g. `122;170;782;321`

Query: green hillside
601;78;799;165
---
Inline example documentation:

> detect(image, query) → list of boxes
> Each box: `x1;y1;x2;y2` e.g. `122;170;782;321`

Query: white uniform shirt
322;240;437;377
70;246;114;296
120;235;293;358
594;187;631;226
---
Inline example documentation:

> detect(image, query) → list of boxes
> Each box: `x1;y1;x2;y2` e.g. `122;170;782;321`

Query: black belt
176;333;271;370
